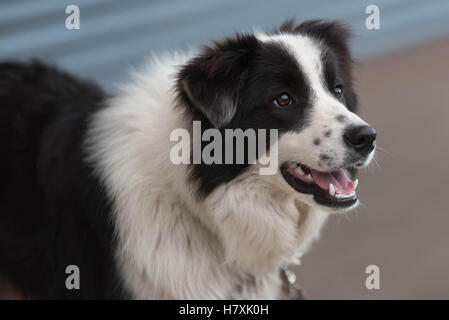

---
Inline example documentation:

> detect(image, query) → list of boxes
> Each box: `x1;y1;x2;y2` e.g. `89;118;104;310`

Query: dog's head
176;20;376;212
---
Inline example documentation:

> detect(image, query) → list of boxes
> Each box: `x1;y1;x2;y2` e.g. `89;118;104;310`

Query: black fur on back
0;61;127;299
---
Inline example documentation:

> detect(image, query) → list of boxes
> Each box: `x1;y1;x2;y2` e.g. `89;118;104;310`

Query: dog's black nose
344;125;376;156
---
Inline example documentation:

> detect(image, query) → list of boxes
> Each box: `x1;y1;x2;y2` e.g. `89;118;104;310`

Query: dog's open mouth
281;162;358;208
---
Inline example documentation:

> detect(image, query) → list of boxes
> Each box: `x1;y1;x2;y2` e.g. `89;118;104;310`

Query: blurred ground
295;36;449;299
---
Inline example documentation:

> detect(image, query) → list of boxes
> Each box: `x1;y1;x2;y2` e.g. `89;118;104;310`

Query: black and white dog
0;20;376;299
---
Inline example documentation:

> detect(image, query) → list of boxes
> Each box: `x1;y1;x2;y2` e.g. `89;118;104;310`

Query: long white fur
85;32;373;299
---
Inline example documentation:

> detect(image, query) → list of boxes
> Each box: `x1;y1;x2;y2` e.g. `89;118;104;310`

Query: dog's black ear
177;34;258;128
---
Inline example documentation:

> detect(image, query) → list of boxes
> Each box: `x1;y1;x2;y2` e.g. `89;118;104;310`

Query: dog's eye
334;85;344;99
274;93;294;108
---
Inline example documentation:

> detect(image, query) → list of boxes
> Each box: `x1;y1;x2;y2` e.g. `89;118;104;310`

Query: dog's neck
149;165;328;298
195;172;328;272
101;157;325;299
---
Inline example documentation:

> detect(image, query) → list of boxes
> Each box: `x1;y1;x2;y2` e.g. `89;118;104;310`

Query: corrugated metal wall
1;0;449;92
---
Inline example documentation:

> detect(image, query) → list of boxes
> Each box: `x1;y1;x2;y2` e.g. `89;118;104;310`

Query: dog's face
177;20;376;212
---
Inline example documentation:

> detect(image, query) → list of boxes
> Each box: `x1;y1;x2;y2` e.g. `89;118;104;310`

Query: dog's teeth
329;183;335;197
354;179;359;189
295;166;305;176
306;173;313;182
335;190;356;199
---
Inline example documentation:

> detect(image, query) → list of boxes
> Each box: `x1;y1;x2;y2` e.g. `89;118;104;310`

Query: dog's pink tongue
310;169;355;195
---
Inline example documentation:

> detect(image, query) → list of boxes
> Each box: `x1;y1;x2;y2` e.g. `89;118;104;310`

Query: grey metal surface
1;0;449;92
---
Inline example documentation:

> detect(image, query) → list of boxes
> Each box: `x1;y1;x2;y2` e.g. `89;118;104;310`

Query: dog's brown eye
274;93;294;108
334;85;343;99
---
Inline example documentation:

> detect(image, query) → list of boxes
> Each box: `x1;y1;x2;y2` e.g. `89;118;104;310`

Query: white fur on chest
85;53;329;299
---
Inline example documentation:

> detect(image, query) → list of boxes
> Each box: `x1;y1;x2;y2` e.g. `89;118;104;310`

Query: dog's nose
343;125;376;156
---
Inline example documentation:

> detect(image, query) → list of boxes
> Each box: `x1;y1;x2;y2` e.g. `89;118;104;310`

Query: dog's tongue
310;169;355;195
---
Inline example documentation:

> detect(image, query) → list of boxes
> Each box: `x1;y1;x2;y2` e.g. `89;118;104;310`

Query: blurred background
1;0;449;299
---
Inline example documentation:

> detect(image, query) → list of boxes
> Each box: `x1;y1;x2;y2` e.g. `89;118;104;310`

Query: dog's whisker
376;145;394;158
373;156;381;170
357;200;367;210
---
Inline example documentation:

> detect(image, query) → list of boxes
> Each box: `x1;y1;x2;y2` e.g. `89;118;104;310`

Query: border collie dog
0;20;376;299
